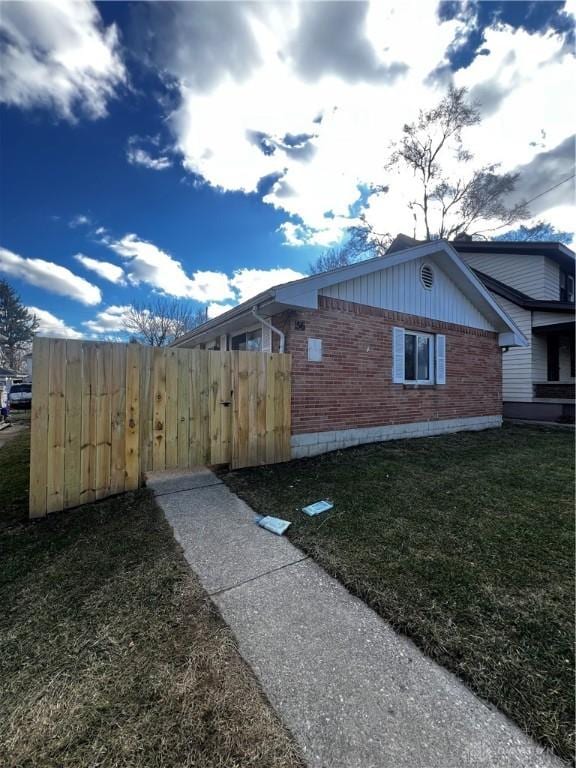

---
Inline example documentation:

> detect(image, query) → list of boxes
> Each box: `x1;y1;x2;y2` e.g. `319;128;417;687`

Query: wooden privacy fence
29;338;291;518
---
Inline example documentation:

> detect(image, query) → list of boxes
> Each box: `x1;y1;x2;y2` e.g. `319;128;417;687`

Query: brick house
172;240;526;458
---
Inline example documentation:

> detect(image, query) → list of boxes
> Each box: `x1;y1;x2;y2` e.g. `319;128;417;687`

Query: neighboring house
450;239;575;423
172;240;526;458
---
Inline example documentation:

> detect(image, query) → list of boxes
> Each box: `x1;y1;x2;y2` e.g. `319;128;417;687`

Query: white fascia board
436;242;528;345
276;239;527;345
173;240;527;348
276;240;445;303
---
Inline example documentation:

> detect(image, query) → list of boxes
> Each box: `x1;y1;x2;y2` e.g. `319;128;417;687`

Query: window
560;270;575;303
392;327;446;385
404;331;434;383
231;329;262;351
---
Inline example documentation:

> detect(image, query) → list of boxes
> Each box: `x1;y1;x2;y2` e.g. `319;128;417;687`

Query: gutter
252;306;285;353
473;269;576;312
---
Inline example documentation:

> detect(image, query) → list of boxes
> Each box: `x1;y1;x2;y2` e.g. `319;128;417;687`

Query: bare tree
122;298;208;346
345;212;392;258
353;87;529;249
309;248;359;274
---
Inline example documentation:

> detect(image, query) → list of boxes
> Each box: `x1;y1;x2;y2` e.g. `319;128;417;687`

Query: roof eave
171;290;276;347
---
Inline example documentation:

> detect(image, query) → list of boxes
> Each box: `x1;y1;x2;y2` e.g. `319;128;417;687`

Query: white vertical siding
542;259;560;300
319;257;495;330
496;296;533;402
458;252;551;299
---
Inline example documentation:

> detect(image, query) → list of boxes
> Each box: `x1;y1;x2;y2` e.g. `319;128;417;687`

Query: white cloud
105;233;235;302
69;214;91;228
230;267;306;303
83;305;131;334
0;0;126;121
207;302;235;319
156;1;575;244
74;253;126;284
96;229;306;310
0;246;101;305
29;306;83;339
127;146;172;171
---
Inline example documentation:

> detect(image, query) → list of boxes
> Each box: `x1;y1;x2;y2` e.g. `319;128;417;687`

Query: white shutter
435;334;446;384
392;327;405;383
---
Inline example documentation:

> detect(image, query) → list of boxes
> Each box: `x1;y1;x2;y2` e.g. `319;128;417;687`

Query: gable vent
420;263;434;290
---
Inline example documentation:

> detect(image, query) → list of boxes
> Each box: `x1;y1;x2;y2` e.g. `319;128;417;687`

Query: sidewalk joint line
152;481;224;498
209;556;310;597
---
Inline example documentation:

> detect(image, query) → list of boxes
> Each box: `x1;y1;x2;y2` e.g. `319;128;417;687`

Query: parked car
9;382;32;409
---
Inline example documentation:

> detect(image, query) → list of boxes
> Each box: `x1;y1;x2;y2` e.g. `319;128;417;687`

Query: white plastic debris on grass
302;500;333;516
255;515;291;536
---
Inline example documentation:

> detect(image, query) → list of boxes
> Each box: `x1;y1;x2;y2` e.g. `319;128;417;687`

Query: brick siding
274;296;502;435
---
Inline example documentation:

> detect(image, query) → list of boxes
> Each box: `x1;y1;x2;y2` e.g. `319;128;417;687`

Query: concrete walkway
148;468;565;768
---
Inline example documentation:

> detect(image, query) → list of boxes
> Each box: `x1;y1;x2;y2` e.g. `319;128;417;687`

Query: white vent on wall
420;263;434;290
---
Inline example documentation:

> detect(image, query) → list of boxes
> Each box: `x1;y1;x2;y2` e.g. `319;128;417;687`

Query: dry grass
222;424;575;763
0;432;304;768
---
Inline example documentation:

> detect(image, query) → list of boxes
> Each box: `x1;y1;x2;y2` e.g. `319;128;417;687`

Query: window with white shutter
393;328;446;385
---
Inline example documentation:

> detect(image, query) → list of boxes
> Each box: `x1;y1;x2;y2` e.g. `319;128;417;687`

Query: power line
522;173;575;208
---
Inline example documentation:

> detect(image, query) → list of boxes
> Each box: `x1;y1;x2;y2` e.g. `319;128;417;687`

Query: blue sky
0;1;574;339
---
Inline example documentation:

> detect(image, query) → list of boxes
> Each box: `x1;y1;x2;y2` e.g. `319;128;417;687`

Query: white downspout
252;306;285;353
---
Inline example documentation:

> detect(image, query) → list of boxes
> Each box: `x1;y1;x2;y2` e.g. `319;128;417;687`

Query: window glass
417;336;430;380
403;331;433;382
404;333;416;380
568;275;575;303
231;333;246;351
231;330;262;351
560;271;574;302
246;329;262;351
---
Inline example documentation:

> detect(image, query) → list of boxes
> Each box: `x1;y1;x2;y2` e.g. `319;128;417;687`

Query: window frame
403;330;435;385
560;270;575;303
231;327;263;351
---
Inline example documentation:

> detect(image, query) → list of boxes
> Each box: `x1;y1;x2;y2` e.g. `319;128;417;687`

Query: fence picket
64;340;82;509
152;348;166;471
46;339;66;513
177;349;190;468
125;343;140;490
165;349;178;467
80;342;97;504
110;343;126;495
95;344;112;501
29;338;51;518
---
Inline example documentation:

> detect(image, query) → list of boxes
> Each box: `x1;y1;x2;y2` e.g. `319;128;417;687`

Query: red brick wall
274;296;502;435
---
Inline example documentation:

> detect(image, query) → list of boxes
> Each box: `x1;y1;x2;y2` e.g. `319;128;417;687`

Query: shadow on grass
1;431;304;768
222;424;575;763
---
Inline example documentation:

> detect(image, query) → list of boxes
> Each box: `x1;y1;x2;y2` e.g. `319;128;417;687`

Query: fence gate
29;339;291;518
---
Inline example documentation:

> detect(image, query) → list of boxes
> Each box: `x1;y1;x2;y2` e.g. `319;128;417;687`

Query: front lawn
222;424;575;762
1;431;303;768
